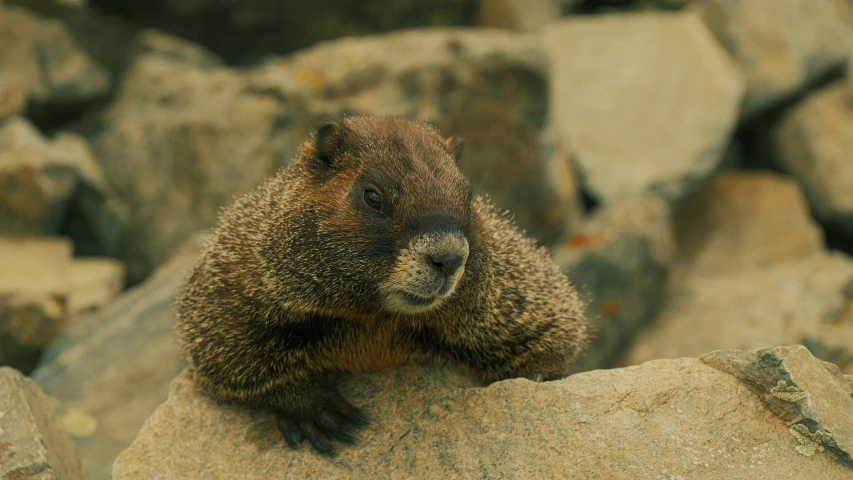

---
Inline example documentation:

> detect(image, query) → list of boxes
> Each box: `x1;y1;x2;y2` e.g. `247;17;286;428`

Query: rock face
691;0;853;118
0;4;109;123
112;345;853;479
673;171;824;276
0;117;127;258
774;79;853;239
543;11;744;205
553;194;676;370
0;367;87;480
0;237;72;373
90;0;478;63
90;28;580;283
31;235;204;480
628;252;853;373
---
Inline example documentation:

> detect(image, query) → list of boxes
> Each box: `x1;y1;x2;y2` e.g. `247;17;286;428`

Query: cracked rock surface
113;345;852;479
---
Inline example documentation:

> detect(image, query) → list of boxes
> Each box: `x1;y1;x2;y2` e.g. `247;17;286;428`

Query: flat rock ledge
113;345;853;479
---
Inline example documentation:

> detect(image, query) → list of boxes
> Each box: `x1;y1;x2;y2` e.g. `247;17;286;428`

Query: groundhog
174;115;589;455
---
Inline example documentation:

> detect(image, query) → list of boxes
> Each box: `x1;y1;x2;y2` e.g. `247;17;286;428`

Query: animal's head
274;115;476;317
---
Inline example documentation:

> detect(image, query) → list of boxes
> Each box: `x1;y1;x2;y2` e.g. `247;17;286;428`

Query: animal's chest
327;323;421;374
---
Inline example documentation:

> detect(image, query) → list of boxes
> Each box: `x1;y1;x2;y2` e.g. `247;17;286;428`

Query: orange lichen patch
566;232;607;249
0;442;14;465
296;66;326;92
598;299;623;317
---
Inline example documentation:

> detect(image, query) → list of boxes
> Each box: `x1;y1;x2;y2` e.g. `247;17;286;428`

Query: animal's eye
363;189;382;211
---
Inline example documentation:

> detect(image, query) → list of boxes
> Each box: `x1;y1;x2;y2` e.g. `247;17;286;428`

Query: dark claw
300;420;334;456
277;417;303;448
527;371;568;383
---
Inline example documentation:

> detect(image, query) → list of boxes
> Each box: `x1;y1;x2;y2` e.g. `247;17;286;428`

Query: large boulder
774;79;853;240
112;345;853;478
0;367;88;480
476;0;562;32
90;28;581;283
552;194;676;370
0;237;72;373
31;235;204;480
89;0;478;63
672;171;824;277
0;117;127;258
690;0;853;119
627;252;853;373
0;4;109;123
543;11;744;205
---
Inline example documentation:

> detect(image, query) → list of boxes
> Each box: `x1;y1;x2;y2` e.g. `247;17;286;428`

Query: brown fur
174;115;589;454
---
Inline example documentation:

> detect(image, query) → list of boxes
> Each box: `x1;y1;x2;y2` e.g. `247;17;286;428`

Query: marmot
174;115;589;455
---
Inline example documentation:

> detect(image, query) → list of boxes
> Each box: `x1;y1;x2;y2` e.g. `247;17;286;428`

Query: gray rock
0;117;127;258
0;367;87;480
628;252;853;373
691;0;853;118
90;28;581;283
672;171;824;277
774;79;853;239
553;194;676;370
112;345;853;478
0;4;109;122
0;236;72;373
543;11;744;205
31;235;204;480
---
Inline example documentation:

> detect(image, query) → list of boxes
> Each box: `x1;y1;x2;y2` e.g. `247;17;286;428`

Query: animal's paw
276;389;369;456
526;371;568;383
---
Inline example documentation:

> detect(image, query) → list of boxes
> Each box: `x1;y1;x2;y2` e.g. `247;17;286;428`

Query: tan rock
477;0;562;32
627;252;853;373
68;258;125;316
91;28;581;283
673;171;824;276
543;11;744;204
0;236;71;373
0;4;109;121
0;367;87;480
553;194;676;370
0;117;127;257
31;235;205;480
774;79;853;239
113;345;853;478
691;0;853;118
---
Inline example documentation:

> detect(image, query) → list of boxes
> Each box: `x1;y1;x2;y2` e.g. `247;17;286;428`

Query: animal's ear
445;136;464;164
314;121;347;167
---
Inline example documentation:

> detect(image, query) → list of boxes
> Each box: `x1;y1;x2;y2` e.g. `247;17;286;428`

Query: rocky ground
1;0;853;478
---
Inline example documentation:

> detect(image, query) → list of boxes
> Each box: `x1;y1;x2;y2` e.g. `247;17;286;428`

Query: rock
68;258;125;316
627;252;853;373
477;0;562;32
0;118;78;235
0;4;109;123
0;367;87;480
113;345;853;478
0;236;72;373
774;79;853;239
91;28;581;283
91;0;478;64
700;346;853;464
673;171;824;277
0;117;127;258
31;234;205;480
690;0;853;119
543;11;744;205
127;28;223;69
552;194;676;370
5;0;85;16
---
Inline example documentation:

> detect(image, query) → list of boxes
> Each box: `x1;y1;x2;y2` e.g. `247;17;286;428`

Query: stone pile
0;0;851;477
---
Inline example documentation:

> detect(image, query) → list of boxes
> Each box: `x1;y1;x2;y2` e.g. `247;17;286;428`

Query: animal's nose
426;252;464;277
